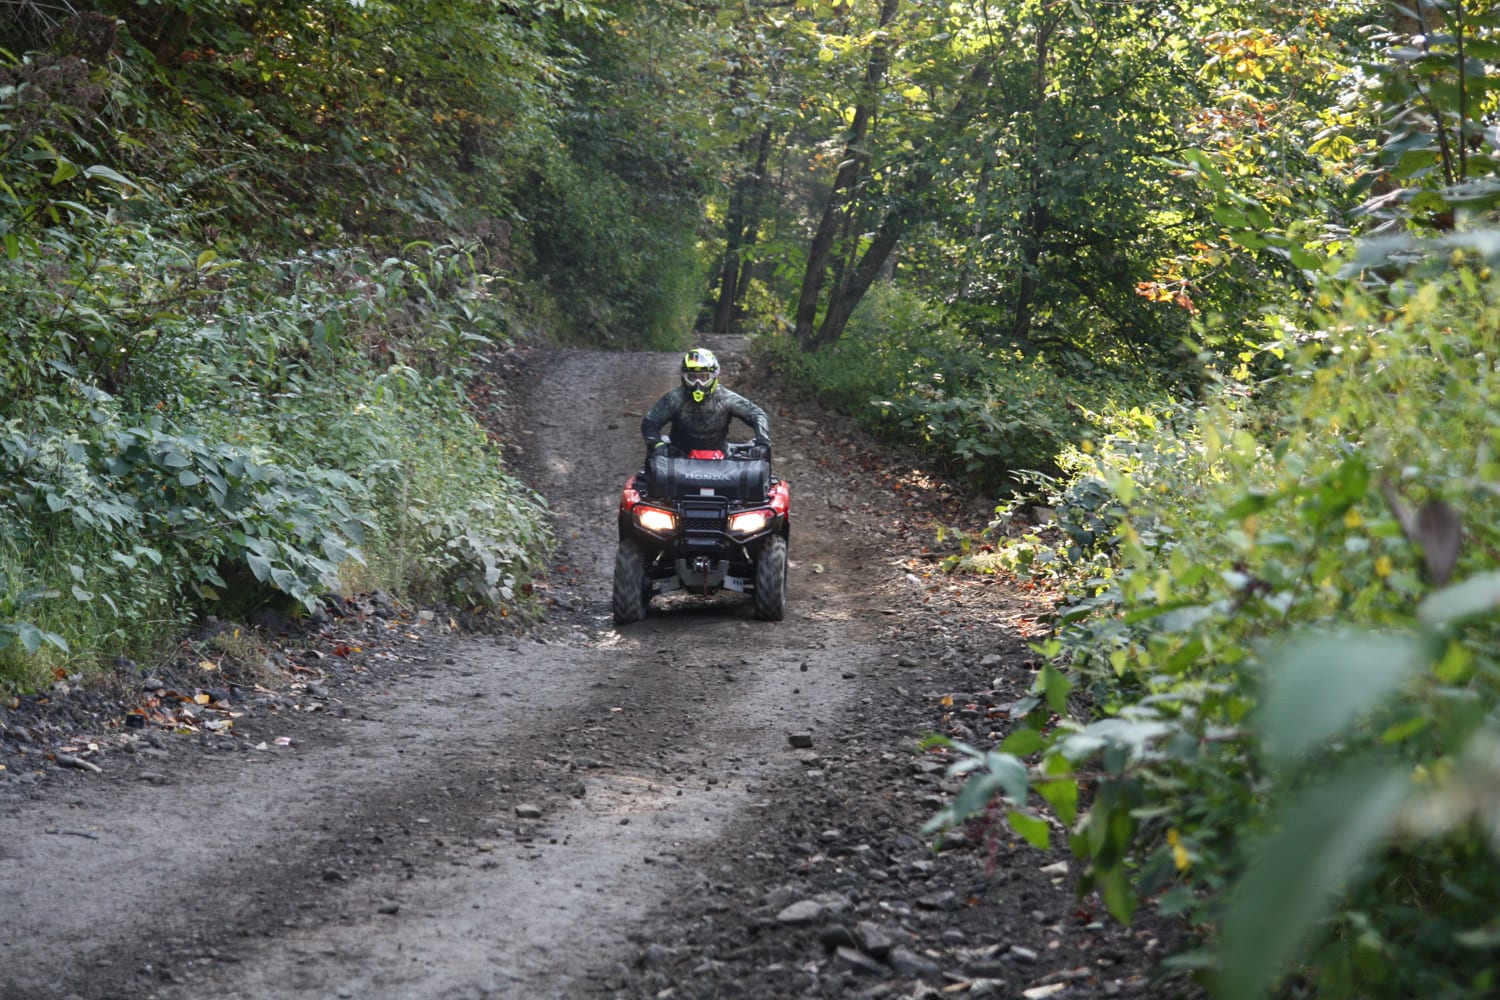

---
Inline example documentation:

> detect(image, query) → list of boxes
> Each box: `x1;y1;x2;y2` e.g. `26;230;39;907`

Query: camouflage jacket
640;385;770;454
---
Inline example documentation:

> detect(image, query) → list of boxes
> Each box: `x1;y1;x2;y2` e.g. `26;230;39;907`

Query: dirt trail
0;340;1173;1000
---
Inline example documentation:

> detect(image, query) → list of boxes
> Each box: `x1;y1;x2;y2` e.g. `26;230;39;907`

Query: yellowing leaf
193;692;211;705
940;694;954;707
199;659;218;671
1168;829;1191;871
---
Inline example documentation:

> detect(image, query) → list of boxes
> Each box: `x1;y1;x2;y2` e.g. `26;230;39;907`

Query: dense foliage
890;2;1500;998
0;0;731;688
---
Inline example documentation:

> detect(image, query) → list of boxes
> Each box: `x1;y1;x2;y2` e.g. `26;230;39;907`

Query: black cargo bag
646;453;770;500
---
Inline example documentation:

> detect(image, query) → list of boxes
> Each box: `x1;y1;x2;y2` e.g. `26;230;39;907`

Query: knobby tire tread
753;535;788;621
613;537;650;625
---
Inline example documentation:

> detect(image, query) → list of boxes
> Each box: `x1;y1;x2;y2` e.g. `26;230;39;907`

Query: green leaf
1417;571;1500;629
1257;631;1424;768
1181;149;1228;194
1219;766;1409;1000
12;621;65;654
245;552;273;582
82;164;141;190
1000;727;1045;756
1288;246;1323;271
1212;204;1248;229
1095;863;1136;924
50;159;80;185
1036;777;1079;826
1041;665;1072;715
1007;809;1050;849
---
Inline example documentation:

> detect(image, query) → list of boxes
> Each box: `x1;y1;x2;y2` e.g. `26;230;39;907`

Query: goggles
684;370;716;388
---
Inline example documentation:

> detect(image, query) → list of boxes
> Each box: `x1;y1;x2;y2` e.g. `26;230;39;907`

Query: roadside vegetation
0;0;717;689
691;2;1500;998
6;0;1500;996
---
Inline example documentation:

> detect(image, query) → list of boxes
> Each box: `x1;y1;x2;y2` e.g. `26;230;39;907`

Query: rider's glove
650;440;667;450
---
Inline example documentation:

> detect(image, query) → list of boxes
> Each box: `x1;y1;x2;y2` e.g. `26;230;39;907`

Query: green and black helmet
681;347;720;402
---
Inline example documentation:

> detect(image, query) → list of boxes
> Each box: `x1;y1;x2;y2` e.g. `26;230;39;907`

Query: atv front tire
612;537;651;625
753;535;788;621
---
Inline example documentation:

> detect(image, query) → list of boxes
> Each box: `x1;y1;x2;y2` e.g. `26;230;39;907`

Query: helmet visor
684;370;716;388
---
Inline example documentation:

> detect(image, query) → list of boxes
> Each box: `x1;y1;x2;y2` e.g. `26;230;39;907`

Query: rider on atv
641;348;771;459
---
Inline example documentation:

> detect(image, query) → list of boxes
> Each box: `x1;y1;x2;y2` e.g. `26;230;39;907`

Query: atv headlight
728;509;770;536
635;506;677;533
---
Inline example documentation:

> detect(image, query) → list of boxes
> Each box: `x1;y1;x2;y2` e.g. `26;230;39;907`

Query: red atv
614;442;790;624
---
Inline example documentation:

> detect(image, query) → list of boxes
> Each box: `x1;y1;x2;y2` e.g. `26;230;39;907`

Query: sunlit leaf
1258;631;1423;767
1036;777;1079;826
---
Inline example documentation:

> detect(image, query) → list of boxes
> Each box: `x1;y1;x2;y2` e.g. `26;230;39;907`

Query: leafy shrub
928;265;1500;998
526;145;704;349
760;283;1163;488
275;365;551;611
0;172;550;691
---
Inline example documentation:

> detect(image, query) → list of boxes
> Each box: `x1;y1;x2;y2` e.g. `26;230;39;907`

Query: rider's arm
727;391;771;449
641;390;678;449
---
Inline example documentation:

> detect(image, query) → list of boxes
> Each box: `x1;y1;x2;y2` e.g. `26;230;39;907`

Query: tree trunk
793;0;902;351
712;123;774;334
1010;201;1048;343
807;200;915;351
1011;13;1058;345
804;60;992;351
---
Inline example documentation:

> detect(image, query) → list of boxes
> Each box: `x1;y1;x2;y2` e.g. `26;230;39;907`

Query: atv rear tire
612;537;651;625
753;535;788;621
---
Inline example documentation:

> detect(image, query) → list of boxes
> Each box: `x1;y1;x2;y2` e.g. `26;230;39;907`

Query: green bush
929;265;1500;998
0;175;550;692
760;283;1162;487
526;146;704;349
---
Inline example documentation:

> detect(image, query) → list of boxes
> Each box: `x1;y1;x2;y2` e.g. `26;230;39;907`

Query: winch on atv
613;441;790;624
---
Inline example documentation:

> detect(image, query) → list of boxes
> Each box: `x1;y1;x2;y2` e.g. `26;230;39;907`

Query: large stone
853;921;895;959
887;947;941;977
775;900;825;925
834;946;890;977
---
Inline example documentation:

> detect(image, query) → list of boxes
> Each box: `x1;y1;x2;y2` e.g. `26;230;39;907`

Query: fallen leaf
198;659;218;671
193;692;211;705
